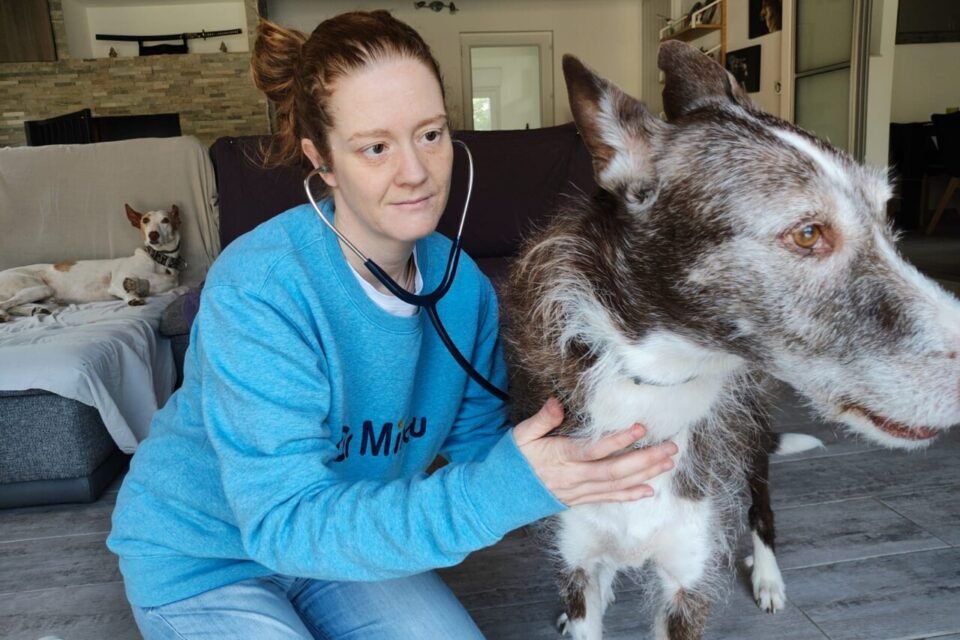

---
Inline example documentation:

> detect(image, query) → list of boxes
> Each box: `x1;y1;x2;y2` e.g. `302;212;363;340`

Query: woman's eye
363;143;386;157
423;129;442;143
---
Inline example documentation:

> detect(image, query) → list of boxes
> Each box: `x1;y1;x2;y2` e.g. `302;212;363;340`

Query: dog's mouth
844;404;939;441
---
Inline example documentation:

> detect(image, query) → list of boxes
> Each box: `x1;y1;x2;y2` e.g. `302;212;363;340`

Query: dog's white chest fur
556;331;746;577
582;330;746;441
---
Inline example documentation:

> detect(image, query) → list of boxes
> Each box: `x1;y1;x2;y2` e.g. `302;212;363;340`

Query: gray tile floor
1;231;958;640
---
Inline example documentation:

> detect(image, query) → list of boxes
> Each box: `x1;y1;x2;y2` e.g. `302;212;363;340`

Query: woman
108;11;678;639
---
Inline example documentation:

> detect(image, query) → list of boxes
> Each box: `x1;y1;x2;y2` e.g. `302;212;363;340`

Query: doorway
792;0;870;158
459;31;554;131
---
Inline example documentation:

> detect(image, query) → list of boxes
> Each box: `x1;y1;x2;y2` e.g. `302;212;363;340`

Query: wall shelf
661;23;722;43
658;0;725;65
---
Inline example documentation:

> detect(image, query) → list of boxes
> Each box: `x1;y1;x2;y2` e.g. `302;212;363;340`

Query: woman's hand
514;397;678;507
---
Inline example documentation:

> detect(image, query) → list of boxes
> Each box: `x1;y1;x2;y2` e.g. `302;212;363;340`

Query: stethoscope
303;139;510;403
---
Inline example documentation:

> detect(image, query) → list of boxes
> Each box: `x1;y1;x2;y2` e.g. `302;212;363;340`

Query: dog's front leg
744;418;787;614
556;563;615;640
653;586;711;640
651;505;717;640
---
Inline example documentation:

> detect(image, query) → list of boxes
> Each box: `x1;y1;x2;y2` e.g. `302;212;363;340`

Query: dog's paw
127;298;146;306
751;568;786;613
556;612;571;636
123;277;151;297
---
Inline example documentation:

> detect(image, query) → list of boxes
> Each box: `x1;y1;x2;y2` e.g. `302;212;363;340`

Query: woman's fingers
565;485;656;507
580;441;678;484
555;446;676;501
513;397;564;446
514;398;680;507
578;423;648;461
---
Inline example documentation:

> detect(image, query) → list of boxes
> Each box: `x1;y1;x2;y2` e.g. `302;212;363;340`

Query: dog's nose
148;231;160;243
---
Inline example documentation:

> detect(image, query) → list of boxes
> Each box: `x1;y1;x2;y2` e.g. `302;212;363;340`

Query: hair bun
251;19;307;105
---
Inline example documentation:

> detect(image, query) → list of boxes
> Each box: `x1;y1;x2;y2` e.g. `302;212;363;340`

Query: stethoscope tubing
303;139;510;403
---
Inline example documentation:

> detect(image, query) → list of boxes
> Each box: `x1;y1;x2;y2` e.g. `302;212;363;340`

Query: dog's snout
148;231;160;243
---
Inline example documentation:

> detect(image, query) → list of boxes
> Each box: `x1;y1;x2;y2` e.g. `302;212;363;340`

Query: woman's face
311;57;453;257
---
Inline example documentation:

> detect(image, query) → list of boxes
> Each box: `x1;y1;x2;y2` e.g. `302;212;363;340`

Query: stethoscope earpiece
303;139;508;402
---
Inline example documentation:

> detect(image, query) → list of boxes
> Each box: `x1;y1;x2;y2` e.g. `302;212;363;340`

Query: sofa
0;136;219;508
161;123;596;377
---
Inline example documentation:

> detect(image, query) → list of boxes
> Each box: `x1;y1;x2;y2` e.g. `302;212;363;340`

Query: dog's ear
658;40;750;121
170;205;181;229
563;54;667;209
125;203;143;228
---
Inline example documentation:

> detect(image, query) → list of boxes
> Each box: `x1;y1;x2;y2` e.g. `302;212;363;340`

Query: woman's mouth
393;194;432;207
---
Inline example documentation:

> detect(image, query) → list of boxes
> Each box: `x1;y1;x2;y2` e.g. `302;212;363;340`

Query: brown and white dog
502;42;960;640
0;204;183;322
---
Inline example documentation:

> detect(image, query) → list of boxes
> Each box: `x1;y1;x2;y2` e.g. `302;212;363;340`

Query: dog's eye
792;224;822;249
782;222;835;257
162;217;170;224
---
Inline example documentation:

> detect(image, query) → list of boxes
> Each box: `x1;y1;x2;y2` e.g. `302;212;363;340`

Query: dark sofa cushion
160;286;202;337
440;123;596;259
209;137;312;250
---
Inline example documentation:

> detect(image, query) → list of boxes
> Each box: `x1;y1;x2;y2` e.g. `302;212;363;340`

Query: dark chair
92;112;182;142
926;111;960;235
23;108;94;146
889;121;941;230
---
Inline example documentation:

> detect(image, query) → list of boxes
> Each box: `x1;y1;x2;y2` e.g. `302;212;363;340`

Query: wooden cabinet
0;0;57;62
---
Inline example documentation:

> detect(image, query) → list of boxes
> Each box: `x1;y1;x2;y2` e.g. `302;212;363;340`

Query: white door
460;32;554;131
792;0;869;157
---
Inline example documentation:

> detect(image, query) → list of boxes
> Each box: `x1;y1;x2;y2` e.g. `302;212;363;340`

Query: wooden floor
2;231;959;640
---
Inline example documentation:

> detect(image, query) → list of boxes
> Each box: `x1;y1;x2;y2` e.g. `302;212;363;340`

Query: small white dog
0;204;183;322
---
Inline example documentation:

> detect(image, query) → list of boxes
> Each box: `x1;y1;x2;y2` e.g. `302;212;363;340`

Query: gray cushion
0;390;116;483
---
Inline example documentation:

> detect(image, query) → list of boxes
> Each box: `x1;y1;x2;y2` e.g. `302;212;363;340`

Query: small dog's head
562;43;960;449
125;204;181;249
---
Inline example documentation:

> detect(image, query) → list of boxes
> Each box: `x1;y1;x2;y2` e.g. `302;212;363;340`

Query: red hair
251;11;445;169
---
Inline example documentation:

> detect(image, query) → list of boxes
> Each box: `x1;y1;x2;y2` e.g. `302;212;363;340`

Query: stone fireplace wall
0;0;269;147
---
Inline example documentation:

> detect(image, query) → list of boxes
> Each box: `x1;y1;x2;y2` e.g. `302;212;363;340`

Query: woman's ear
301;138;337;188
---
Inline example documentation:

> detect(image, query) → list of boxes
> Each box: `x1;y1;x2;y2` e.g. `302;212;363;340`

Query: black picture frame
725;45;762;93
749;0;782;39
896;0;960;44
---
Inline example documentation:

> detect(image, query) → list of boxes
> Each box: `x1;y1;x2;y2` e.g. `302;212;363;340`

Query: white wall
266;0;644;129
641;0;670;116
891;41;960;123
62;0;248;59
726;0;782;116
863;0;897;169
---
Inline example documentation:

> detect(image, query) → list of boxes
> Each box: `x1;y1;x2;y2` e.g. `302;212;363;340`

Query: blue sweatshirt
107;201;565;608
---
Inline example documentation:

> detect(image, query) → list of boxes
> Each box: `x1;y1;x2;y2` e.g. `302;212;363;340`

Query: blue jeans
131;572;485;639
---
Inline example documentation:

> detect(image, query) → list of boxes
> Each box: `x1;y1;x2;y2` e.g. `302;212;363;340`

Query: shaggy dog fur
502;42;960;640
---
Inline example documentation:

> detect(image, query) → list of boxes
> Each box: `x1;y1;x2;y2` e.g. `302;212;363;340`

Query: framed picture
749;0;782;39
725;45;761;93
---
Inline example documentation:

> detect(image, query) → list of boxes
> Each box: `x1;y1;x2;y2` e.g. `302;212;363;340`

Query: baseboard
0;448;130;509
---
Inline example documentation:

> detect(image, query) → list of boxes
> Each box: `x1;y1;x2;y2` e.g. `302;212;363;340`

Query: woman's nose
395;146;428;185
